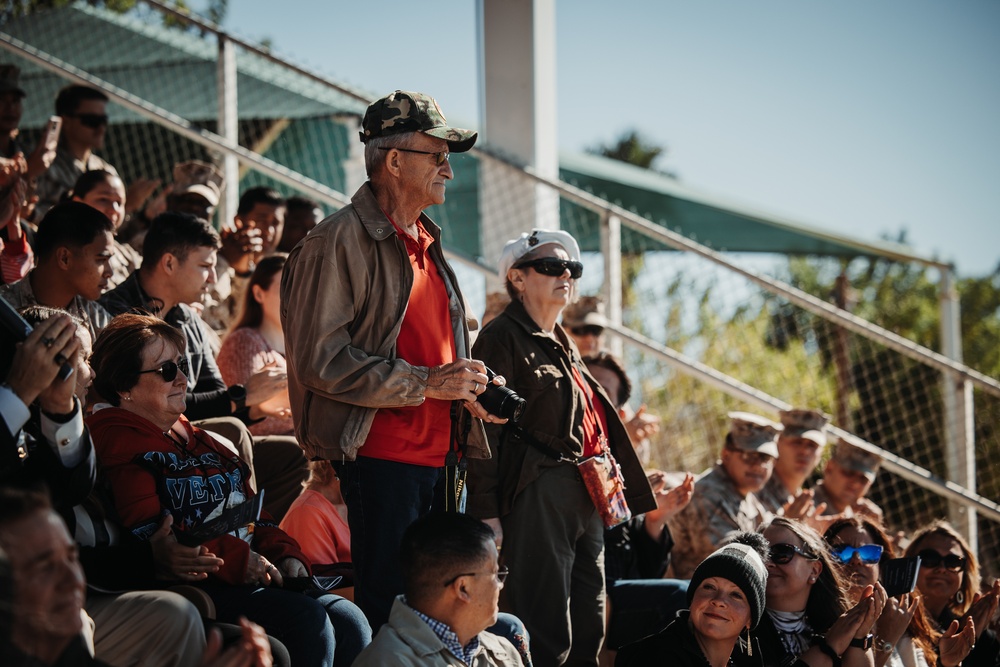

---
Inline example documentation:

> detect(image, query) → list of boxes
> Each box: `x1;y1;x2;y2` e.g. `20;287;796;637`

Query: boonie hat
497;229;582;281
359;90;477;153
779;408;830;447
727;411;781;459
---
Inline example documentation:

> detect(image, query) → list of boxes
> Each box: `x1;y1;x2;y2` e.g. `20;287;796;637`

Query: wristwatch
227;384;247;412
873;637;894;653
849;634;874;651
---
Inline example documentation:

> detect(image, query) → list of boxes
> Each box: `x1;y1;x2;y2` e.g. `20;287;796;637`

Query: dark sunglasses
138;358;189;382
514;257;584;279
770;542;819;565
378;146;450;166
917;549;965;572
831;544;883;564
69;112;109;128
444;565;509;587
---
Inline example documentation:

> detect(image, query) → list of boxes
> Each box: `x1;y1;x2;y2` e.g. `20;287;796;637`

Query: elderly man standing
281;90;503;629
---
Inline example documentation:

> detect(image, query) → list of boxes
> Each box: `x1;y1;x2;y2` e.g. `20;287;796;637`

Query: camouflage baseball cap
727;412;781;458
779;408;830;447
831;439;881;480
359;90;477;153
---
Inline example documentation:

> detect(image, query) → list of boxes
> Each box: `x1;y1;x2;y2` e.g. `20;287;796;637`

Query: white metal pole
940;267;977;551
217;34;239;229
601;212;623;358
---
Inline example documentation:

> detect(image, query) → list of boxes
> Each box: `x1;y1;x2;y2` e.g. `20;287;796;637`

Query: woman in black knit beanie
616;532;770;667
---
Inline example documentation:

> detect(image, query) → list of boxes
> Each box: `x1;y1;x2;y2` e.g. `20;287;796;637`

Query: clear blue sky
210;0;1000;277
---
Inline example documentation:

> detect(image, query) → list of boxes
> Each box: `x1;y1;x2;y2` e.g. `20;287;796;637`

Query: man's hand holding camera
426;359;509;424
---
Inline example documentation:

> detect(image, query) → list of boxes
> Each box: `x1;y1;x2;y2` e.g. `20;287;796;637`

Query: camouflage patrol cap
360;90;477;153
727;412;781;458
172;160;224;207
779;408;830;447
831;439;881;481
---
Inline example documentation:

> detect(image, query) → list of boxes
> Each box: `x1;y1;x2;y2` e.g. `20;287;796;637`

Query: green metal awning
4;4;368;126
3;4;942;268
559;151;942;266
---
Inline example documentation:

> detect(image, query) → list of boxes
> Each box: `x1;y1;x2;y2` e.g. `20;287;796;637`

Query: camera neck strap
507;424;580;464
445;401;471;512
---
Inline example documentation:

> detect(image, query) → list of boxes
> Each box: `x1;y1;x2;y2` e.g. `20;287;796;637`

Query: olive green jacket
465;299;655;520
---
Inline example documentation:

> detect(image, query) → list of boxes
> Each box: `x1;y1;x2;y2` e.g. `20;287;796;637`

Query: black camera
477;367;525;422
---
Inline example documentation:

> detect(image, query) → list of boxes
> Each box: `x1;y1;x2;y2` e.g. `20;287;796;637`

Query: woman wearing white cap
465;229;655;666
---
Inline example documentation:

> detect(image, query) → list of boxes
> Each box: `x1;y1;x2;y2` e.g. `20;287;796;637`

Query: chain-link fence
4;1;996;579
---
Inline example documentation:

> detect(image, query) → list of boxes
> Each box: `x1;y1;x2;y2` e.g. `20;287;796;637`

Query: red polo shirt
361;217;456;467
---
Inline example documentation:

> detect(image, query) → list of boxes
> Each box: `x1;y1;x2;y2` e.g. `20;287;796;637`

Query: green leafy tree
642;274;837;473
774;252;1000;562
588;128;677;178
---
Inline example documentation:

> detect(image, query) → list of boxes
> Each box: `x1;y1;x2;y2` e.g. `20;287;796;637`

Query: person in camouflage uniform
812;439;884;523
757;408;830;514
666;412;780;579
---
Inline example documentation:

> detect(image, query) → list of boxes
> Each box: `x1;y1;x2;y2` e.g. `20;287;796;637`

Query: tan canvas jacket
280;183;488;462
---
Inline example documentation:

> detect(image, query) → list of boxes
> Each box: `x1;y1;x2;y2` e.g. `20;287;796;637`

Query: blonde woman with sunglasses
758;517;888;667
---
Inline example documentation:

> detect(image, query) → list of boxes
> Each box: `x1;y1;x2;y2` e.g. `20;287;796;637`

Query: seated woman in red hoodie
87;313;370;667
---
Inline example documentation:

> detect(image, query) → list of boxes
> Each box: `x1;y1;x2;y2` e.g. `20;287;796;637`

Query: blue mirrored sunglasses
832;543;883;564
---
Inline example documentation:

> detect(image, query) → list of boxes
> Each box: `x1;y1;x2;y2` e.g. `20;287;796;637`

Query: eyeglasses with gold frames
378;146;450;166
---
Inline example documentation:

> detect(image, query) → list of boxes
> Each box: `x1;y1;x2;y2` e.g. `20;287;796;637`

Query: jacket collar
386;597;513;663
117;272;190;324
499;298;577;354
351;182;443;243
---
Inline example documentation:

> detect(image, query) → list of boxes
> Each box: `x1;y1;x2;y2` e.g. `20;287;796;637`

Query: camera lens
476;368;526;421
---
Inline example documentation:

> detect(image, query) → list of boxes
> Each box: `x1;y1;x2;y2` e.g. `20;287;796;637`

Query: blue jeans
335;455;444;629
201;584;371;667
488;612;533;667
606;578;689;649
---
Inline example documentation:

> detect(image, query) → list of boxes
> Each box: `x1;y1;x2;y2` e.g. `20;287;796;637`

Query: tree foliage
774;253;1000;537
588;128;677;178
636;243;998;552
3;0;228;32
